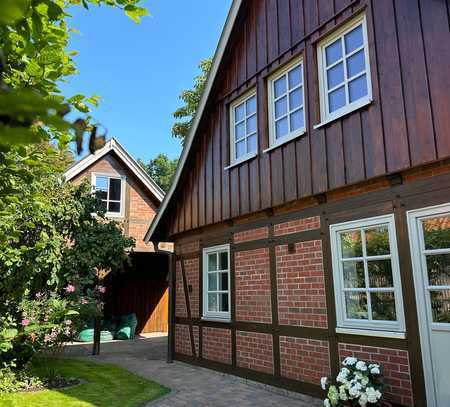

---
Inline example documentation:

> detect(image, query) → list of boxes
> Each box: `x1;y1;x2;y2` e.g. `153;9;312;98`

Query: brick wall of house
280;336;331;384
175;261;187;318
175;324;199;357
338;343;413;406
276;240;327;328
236;331;274;374
235;247;272;324
202;327;232;365
233;226;269;243
274;215;320;236
184;258;199;318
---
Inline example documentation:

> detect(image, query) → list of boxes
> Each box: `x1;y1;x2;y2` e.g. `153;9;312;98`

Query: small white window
317;14;372;124
268;58;305;148
229;90;257;165
330;215;405;334
202;244;231;321
92;173;125;217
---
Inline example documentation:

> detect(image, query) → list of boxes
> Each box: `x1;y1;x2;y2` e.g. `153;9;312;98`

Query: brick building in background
65;138;170;334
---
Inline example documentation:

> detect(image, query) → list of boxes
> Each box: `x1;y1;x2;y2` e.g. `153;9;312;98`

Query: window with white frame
317;14;372;123
203;244;230;321
230;90;257;164
92;174;124;216
268;58;305;147
330;215;405;333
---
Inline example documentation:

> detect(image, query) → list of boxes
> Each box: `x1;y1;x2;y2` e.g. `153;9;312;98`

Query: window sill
201;317;231;323
314;98;373;130
224;152;257;170
263;129;306;153
336;327;406;339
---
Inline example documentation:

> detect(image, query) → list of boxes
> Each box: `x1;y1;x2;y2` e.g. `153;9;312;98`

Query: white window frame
202;244;231;321
266;57;306;151
316;13;372;127
229;88;258;167
91;173;126;218
330;214;405;336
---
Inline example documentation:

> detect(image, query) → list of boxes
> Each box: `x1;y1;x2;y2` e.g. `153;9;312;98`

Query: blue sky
62;1;232;162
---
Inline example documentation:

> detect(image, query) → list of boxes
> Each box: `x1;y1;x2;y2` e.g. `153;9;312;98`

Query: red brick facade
233;226;269;243
280;336;331;384
338;343;413;407
175;261;187;318
175;324;199;357
276;240;327;328
236;331;274;374
235;248;272;324
175;259;199;318
273;215;320;236
202;327;232;365
176;240;200;255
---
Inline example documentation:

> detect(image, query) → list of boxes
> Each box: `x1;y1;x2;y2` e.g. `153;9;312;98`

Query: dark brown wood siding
166;0;450;237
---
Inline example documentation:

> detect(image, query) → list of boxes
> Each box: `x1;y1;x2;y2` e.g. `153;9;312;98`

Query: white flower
339;385;348;401
356;360;367;371
370;366;380;375
336;368;350;383
321;376;328;390
358;392;368;406
343;356;357;366
348;384;361;398
324;398;331;407
366;387;382;403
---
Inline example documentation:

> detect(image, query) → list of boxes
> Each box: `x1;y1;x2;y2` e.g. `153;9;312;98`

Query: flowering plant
321;357;384;406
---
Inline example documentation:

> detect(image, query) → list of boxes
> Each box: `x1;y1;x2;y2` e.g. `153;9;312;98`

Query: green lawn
0;358;170;407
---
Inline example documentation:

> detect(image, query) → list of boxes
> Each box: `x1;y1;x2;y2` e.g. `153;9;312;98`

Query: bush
0;366;43;393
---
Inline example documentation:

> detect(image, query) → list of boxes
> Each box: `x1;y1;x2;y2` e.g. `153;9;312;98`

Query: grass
0;358;170;407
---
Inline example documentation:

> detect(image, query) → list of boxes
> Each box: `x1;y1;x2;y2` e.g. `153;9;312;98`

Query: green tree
139;153;178;192
172;58;212;144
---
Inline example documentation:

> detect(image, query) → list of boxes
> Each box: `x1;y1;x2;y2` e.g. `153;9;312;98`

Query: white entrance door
408;203;450;407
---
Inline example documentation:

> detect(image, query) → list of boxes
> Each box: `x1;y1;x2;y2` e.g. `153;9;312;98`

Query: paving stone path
64;334;322;407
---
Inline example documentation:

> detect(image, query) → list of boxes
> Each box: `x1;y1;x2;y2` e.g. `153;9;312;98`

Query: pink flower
64;320;72;326
21;319;30;327
81;298;89;305
64;284;75;293
96;285;106;294
44;334;51;343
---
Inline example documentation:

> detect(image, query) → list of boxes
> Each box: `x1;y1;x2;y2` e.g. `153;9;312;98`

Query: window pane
219;251;228;270
275;117;288;139
340;230;362;258
247;134;257;153
371;292;396;321
422;216;450;250
346;49;365;78
289;108;304;132
95;176;108;191
109;178;121;201
208;253;217;271
108;201;120;213
95;190;107;201
327;62;344;89
235;122;245;140
219;293;229;312
365;226;390;256
208;293;218;312
426;254;450;286
328;86;346;113
219;272;228;290
368;260;394;288
430;290;450;323
235;103;245;122
274;76;287;98
344;24;363;54
288;65;302;88
343;261;365;288
246;114;257;134
208;273;217;291
289;88;303;110
325;38;342;66
275;96;288;119
246;95;256;115
348;74;368;102
236;140;246;158
345;292;368;319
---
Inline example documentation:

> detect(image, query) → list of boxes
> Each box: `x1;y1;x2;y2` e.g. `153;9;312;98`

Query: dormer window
92;173;125;217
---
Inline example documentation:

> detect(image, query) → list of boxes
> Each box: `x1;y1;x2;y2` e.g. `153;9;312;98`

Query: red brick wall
233;226;269;243
338;343;413;406
176;240;200;255
276;240;327;328
175;324;199;356
236;331;274;374
202;327;232;365
280;336;331;385
175;261;187;317
235;248;272;324
274;215;320;236
175;259;199;318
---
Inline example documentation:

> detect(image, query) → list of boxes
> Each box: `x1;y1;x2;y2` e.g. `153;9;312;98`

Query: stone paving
64;334;322;407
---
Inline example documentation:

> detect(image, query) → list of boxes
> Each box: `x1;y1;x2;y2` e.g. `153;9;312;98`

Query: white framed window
229;89;257;165
202;244;231;321
330;214;405;335
91;173;125;218
317;13;372;125
267;58;305;149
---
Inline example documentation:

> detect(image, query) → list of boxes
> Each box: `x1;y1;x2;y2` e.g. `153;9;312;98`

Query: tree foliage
139;153;178;192
171;58;212;144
